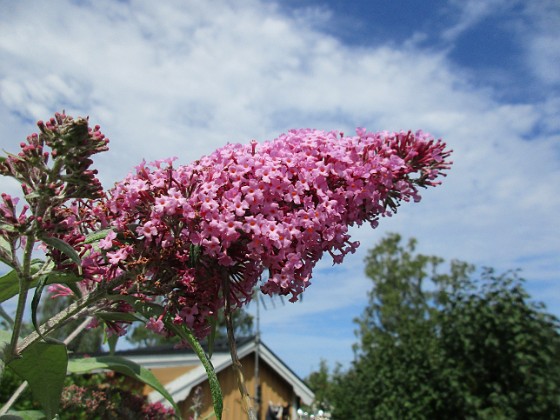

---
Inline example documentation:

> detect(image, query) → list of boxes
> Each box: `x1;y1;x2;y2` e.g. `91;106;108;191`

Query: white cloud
0;0;558;377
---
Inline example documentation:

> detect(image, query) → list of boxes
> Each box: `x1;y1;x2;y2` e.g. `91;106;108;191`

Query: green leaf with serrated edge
8;341;68;419
166;321;223;420
83;228;114;245
67;356;180;415
2;410;47;419
40;236;82;275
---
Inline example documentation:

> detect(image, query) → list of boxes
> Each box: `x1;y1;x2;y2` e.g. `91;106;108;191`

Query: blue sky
0;0;559;379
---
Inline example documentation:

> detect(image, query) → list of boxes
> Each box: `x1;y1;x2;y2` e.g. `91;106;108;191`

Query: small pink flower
146;316;165;334
107;247;129;265
48;284;74;298
99;230;116;250
137;221;158;239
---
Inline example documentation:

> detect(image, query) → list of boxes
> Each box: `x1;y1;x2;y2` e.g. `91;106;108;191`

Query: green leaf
107;333;119;356
30;275;49;342
0;223;18;233
40;236;82;275
83;228;114;245
1;410;46;420
0;329;12;381
166;321;223;420
8;341;68;419
67;356;180;415
0;269;24;304
0;236;13;267
0;265;82;304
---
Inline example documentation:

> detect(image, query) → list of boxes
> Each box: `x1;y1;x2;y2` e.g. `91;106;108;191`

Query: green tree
330;233;560;419
305;359;335;412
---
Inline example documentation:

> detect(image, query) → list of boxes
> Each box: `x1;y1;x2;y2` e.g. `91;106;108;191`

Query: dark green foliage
328;233;560;419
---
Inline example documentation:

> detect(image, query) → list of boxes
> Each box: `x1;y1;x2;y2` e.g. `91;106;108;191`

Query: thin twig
0;381;27;415
17;286;108;356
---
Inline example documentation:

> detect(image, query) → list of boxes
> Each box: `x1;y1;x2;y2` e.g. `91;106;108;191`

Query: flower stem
7;231;36;360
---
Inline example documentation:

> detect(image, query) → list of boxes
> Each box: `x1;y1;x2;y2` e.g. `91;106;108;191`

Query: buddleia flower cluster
0;112;108;267
46;125;451;339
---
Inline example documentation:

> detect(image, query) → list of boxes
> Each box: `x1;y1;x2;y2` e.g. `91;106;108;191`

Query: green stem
17;288;106;355
7;232;36;359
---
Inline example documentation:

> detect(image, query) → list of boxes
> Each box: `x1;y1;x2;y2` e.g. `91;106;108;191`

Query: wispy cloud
440;0;511;42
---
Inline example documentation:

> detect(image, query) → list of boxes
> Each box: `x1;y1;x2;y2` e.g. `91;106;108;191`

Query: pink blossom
49;126;451;339
146;316;165;334
99;230;116;250
47;284;74;299
137;221;158;239
107;247;129;266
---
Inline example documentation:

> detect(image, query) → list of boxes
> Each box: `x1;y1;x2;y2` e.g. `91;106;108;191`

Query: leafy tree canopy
320;233;560;419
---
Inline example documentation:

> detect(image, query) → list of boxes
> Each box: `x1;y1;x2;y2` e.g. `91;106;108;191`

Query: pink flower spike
93;125;451;340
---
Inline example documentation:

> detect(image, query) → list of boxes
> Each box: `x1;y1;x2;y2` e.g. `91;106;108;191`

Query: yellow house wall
177;353;295;420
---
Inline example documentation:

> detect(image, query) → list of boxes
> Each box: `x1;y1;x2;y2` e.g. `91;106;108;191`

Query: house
120;336;315;419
